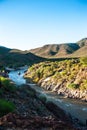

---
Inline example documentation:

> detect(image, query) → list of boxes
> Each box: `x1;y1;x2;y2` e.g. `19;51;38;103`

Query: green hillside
0;46;45;68
25;57;87;100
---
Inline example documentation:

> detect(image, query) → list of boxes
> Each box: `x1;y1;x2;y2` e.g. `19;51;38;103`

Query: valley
0;38;87;129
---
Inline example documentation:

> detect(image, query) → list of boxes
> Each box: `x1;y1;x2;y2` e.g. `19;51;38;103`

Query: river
8;68;26;85
8;69;87;125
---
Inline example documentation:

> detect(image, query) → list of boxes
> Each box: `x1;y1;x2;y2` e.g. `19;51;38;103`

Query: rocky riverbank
39;77;87;101
24;59;87;101
0;85;78;130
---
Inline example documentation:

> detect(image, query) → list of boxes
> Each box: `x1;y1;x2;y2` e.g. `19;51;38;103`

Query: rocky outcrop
38;67;87;101
39;79;87;101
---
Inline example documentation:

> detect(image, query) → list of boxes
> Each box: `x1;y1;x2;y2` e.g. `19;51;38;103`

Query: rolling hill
0;46;45;68
29;38;87;58
0;38;87;68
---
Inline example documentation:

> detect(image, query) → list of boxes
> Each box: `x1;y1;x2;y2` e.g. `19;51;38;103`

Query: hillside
24;58;87;101
29;43;80;58
0;76;76;130
71;38;87;57
0;46;45;68
0;38;87;68
29;38;87;58
77;38;87;47
71;45;87;57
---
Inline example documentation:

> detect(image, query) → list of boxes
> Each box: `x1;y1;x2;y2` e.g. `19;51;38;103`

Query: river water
8;68;26;85
8;69;87;125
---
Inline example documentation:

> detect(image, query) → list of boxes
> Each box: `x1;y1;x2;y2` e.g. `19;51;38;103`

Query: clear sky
0;0;87;50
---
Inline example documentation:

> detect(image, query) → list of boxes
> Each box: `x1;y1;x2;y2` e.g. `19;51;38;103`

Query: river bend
8;69;87;125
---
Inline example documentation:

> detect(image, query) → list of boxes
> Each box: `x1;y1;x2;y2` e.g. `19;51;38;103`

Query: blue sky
0;0;87;50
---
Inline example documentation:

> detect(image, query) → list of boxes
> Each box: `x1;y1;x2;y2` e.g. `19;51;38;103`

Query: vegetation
0;76;16;92
0;46;45;68
0;74;16;117
80;57;87;65
25;58;87;91
67;83;79;89
0;38;87;68
0;99;15;117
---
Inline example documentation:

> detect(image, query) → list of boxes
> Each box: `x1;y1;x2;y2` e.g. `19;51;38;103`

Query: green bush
80;80;87;90
0;99;15;117
80;57;87;66
67;83;79;89
0;76;16;92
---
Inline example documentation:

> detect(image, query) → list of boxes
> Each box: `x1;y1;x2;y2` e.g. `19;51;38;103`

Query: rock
0;113;76;130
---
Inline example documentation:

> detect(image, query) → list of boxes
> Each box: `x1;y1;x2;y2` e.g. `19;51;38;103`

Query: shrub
0;99;15;117
80;80;87;90
61;70;67;76
67;83;79;89
0;76;16;92
80;57;87;66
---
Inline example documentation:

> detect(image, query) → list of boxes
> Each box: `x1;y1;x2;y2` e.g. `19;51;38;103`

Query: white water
8;69;87;125
8;69;26;85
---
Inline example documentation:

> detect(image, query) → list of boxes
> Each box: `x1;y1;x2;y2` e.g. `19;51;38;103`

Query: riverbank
38;78;87;102
0;85;77;130
8;68;87;128
26;83;87;129
24;60;87;101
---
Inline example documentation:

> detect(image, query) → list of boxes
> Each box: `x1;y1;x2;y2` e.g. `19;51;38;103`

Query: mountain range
29;38;87;58
0;38;87;67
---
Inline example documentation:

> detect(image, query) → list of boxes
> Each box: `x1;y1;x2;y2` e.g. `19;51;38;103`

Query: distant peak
77;37;87;47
